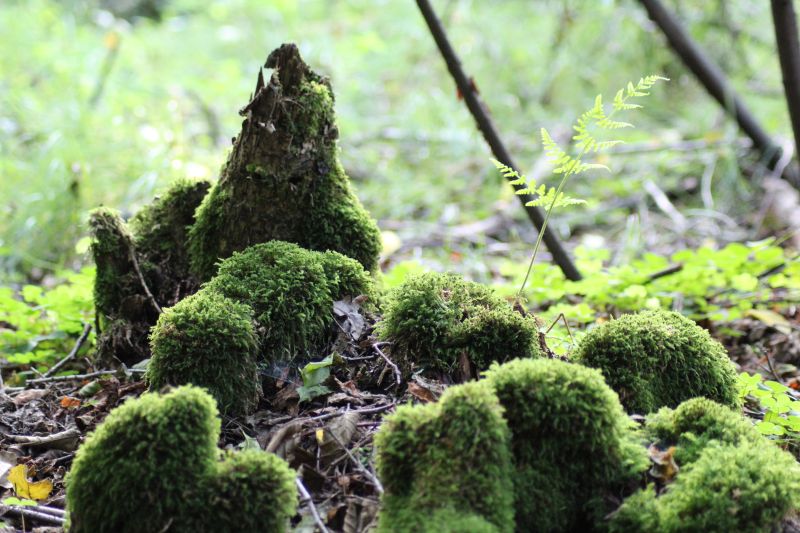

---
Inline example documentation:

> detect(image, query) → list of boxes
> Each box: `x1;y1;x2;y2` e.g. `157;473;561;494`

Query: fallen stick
295;477;330;533
0;504;65;526
27;370;114;385
372;342;402;387
10;428;81;450
43;323;92;378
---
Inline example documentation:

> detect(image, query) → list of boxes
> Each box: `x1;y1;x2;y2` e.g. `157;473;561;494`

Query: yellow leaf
315;429;325;445
746;309;792;335
8;465;52;501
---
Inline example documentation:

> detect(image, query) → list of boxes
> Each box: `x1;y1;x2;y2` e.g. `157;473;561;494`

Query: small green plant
497;76;667;300
297;354;334;402
738;372;800;438
0;267;94;372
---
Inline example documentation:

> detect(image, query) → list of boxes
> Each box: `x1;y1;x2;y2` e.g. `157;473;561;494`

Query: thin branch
128;246;162;314
771;0;800;167
0;505;65;526
27;370;114;385
415;0;582;281
373;342;401;387
638;0;800;188
43;323;92;377
295;477;330;533
326;431;384;494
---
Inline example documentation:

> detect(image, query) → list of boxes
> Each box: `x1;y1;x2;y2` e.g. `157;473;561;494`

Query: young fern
506;75;668;300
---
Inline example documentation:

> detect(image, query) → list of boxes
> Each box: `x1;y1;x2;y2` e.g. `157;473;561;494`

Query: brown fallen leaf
60;396;81;409
407;382;437;403
12;389;48;406
648;445;679;486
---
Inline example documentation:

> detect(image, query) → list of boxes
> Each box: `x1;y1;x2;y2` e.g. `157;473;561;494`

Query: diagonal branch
415;0;582;281
639;0;800;188
771;0;800;168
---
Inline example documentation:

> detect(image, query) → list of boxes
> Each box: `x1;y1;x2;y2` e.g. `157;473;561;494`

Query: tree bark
771;0;800;168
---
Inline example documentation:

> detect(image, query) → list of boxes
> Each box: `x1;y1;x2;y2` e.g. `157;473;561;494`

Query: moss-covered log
188;44;381;281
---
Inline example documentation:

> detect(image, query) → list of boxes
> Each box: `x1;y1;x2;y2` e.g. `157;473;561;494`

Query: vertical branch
415;0;582;281
639;0;800;188
771;0;800;165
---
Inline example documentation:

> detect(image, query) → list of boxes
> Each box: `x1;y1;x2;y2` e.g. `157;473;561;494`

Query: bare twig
10;428;81;450
327;431;384;495
0;504;65;526
295;477;330;533
415;0;581;281
128;247;162;314
372;342;402;387
27;370;114;385
44;323;92;377
304;403;395;424
638;0;800;188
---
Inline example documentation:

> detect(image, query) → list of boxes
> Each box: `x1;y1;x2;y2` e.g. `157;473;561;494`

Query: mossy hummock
486;358;648;532
66;386;296;533
376;272;541;376
375;381;515;533
204;240;375;364
188;44;381;281
573;309;739;414
147;291;260;416
90;179;211;364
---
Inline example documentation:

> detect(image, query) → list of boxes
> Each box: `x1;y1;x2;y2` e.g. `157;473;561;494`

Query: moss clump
609;443;800;532
188;44;381;280
375;381;515;532
421;508;499;533
66;386;296;533
643;397;764;465
485;358;647;532
376;272;541;376
573;309;739;414
90;179;211;365
147;291;260;416
204;240;374;364
206;449;298;532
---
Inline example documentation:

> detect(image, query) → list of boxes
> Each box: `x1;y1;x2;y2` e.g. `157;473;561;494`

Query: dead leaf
12;389;48;406
407;382;437;403
746;309;792;335
60;396;81;409
8;465;52;501
318;411;360;466
648;445;679;486
265;421;302;461
333;299;366;340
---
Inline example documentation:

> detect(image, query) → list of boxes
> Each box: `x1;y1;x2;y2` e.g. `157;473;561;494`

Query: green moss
375;381;515;533
187;45;380;280
147;291;260;416
66;386;296;533
376;272;541;376
204;241;375;363
206;449;298;532
129;178;211;294
66;386;220;532
610;443;800;533
486;358;648;532
573;310;739;414
89;207;140;322
643;397;765;465
420;508;499;533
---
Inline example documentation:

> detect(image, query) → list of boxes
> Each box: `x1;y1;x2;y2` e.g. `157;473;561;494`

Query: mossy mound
147;291;260;416
90;178;211;364
188;44;381;281
643;397;764;465
375;381;515;533
609;442;800;532
66;386;296;533
573;309;739;414
376;272;541;376
486;358;648;532
204;240;375;363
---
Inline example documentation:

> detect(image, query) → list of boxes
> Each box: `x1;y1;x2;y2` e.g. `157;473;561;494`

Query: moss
420;508;499;533
204;241;375;363
610;443;800;532
129;178;211;300
376;272;541;376
89;207;142;323
485;358;648;532
66;386;219;532
573;310;739;414
188;44;380;280
643;397;764;465
206;449;298;532
375;381;515;533
147;291;260;416
66;386;297;533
